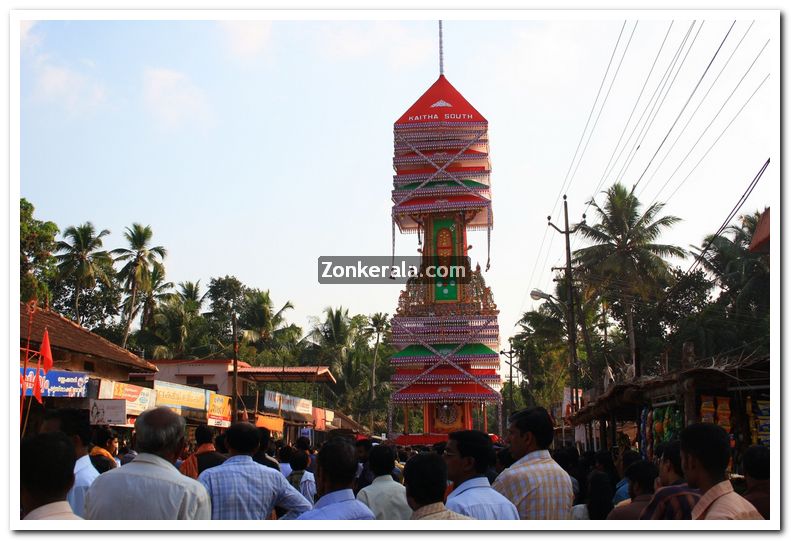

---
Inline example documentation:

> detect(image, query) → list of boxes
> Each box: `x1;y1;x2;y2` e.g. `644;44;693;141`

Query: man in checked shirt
492;407;574;519
198;422;312;520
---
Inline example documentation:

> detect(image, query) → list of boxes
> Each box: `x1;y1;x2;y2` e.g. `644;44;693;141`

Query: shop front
263;390;313;445
20;367;90;434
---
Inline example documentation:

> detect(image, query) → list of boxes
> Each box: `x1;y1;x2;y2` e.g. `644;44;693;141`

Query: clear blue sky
19;15;778;358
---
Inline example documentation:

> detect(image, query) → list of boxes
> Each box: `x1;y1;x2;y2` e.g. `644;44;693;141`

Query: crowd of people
20;405;769;522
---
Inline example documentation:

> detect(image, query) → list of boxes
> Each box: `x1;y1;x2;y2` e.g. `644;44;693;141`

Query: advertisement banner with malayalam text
21;367;88;398
98;379;156;415
154;380;206;410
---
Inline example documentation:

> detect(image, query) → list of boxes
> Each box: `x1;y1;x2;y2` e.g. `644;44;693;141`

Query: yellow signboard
154;380;206;410
207;392;232;428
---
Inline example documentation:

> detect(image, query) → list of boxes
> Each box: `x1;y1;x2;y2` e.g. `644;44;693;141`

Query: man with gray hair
84;407;211;520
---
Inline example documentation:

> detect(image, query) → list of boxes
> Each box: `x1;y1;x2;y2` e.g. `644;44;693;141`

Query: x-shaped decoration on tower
393;129;490;207
391;315;502;401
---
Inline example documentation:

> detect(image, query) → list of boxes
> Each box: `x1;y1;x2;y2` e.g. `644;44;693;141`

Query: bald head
134;407;186;461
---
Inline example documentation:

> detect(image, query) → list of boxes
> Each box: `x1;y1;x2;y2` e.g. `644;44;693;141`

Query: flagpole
22;384;35;437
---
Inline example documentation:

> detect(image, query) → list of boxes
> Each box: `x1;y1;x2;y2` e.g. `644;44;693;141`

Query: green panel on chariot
432;218;459;302
396;179;488;191
391;343;499;358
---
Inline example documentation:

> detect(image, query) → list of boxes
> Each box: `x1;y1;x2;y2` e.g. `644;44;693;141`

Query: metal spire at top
439;20;444;75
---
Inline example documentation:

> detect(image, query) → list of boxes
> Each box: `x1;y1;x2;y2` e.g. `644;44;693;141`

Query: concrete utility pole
500;347;519;420
548;195;585;413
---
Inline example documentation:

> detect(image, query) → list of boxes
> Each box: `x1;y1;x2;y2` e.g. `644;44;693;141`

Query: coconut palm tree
692;211;769;314
112;224;167;348
311;306;356;377
239;289;301;354
177;280;206;316
136;262;174;332
149;295;200;359
367;313;389;402
55;222;113;325
573;182;685;377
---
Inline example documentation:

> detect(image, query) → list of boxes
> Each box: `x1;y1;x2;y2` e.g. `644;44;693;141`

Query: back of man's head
257;427;271;451
743;445;769;481
680;423;729;481
195;424;214;446
42;408;92;449
621;449;642;473
624;460;659;496
660;440;684;478
93;426;116;448
319;438;358;488
295;436;311;452
279;445;295;464
134;407;186;457
449;430;493;475
368;444;396;477
509;406;554;449
225;422;260;455
404;452;447;507
290;449;309;471
21;432;76;500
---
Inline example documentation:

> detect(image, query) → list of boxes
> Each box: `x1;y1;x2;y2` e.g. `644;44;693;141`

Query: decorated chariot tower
387;23;503;445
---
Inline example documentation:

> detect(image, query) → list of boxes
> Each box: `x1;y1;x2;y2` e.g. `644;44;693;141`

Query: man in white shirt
85;407;211;520
39;408;99;518
21;432;82;520
444;430;519;520
357;444;412;520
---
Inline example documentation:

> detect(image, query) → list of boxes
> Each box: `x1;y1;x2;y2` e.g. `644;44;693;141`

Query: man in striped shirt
640;440;700;520
492;407;574;520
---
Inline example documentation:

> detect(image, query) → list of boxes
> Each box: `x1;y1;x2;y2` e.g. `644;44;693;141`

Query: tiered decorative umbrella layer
387;75;503;445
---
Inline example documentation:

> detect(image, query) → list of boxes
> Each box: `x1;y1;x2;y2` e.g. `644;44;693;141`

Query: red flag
40;329;53;373
32;361;43;404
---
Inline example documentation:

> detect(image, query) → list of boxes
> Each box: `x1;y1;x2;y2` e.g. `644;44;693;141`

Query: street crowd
20;405;769;522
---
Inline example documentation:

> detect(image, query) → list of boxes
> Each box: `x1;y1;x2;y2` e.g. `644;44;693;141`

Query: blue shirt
446;476;520;520
613;477;630;505
198;455;312;520
297;489;375;520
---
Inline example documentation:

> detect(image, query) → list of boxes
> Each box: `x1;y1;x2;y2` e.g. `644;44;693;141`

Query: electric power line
587;21;675;208
662;72;770;207
520;21;629;317
648;40;770;207
637;21;756;200
616;21;703;187
631;21;736;192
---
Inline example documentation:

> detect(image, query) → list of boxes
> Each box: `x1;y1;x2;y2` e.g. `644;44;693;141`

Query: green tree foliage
573;182;686;375
511;308;570;409
50;257;122;330
20;198;59;304
54;222;113;325
112;224;167;348
239;289;302;356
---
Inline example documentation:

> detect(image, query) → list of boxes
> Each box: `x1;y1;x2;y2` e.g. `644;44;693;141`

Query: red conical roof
395;75;486;125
